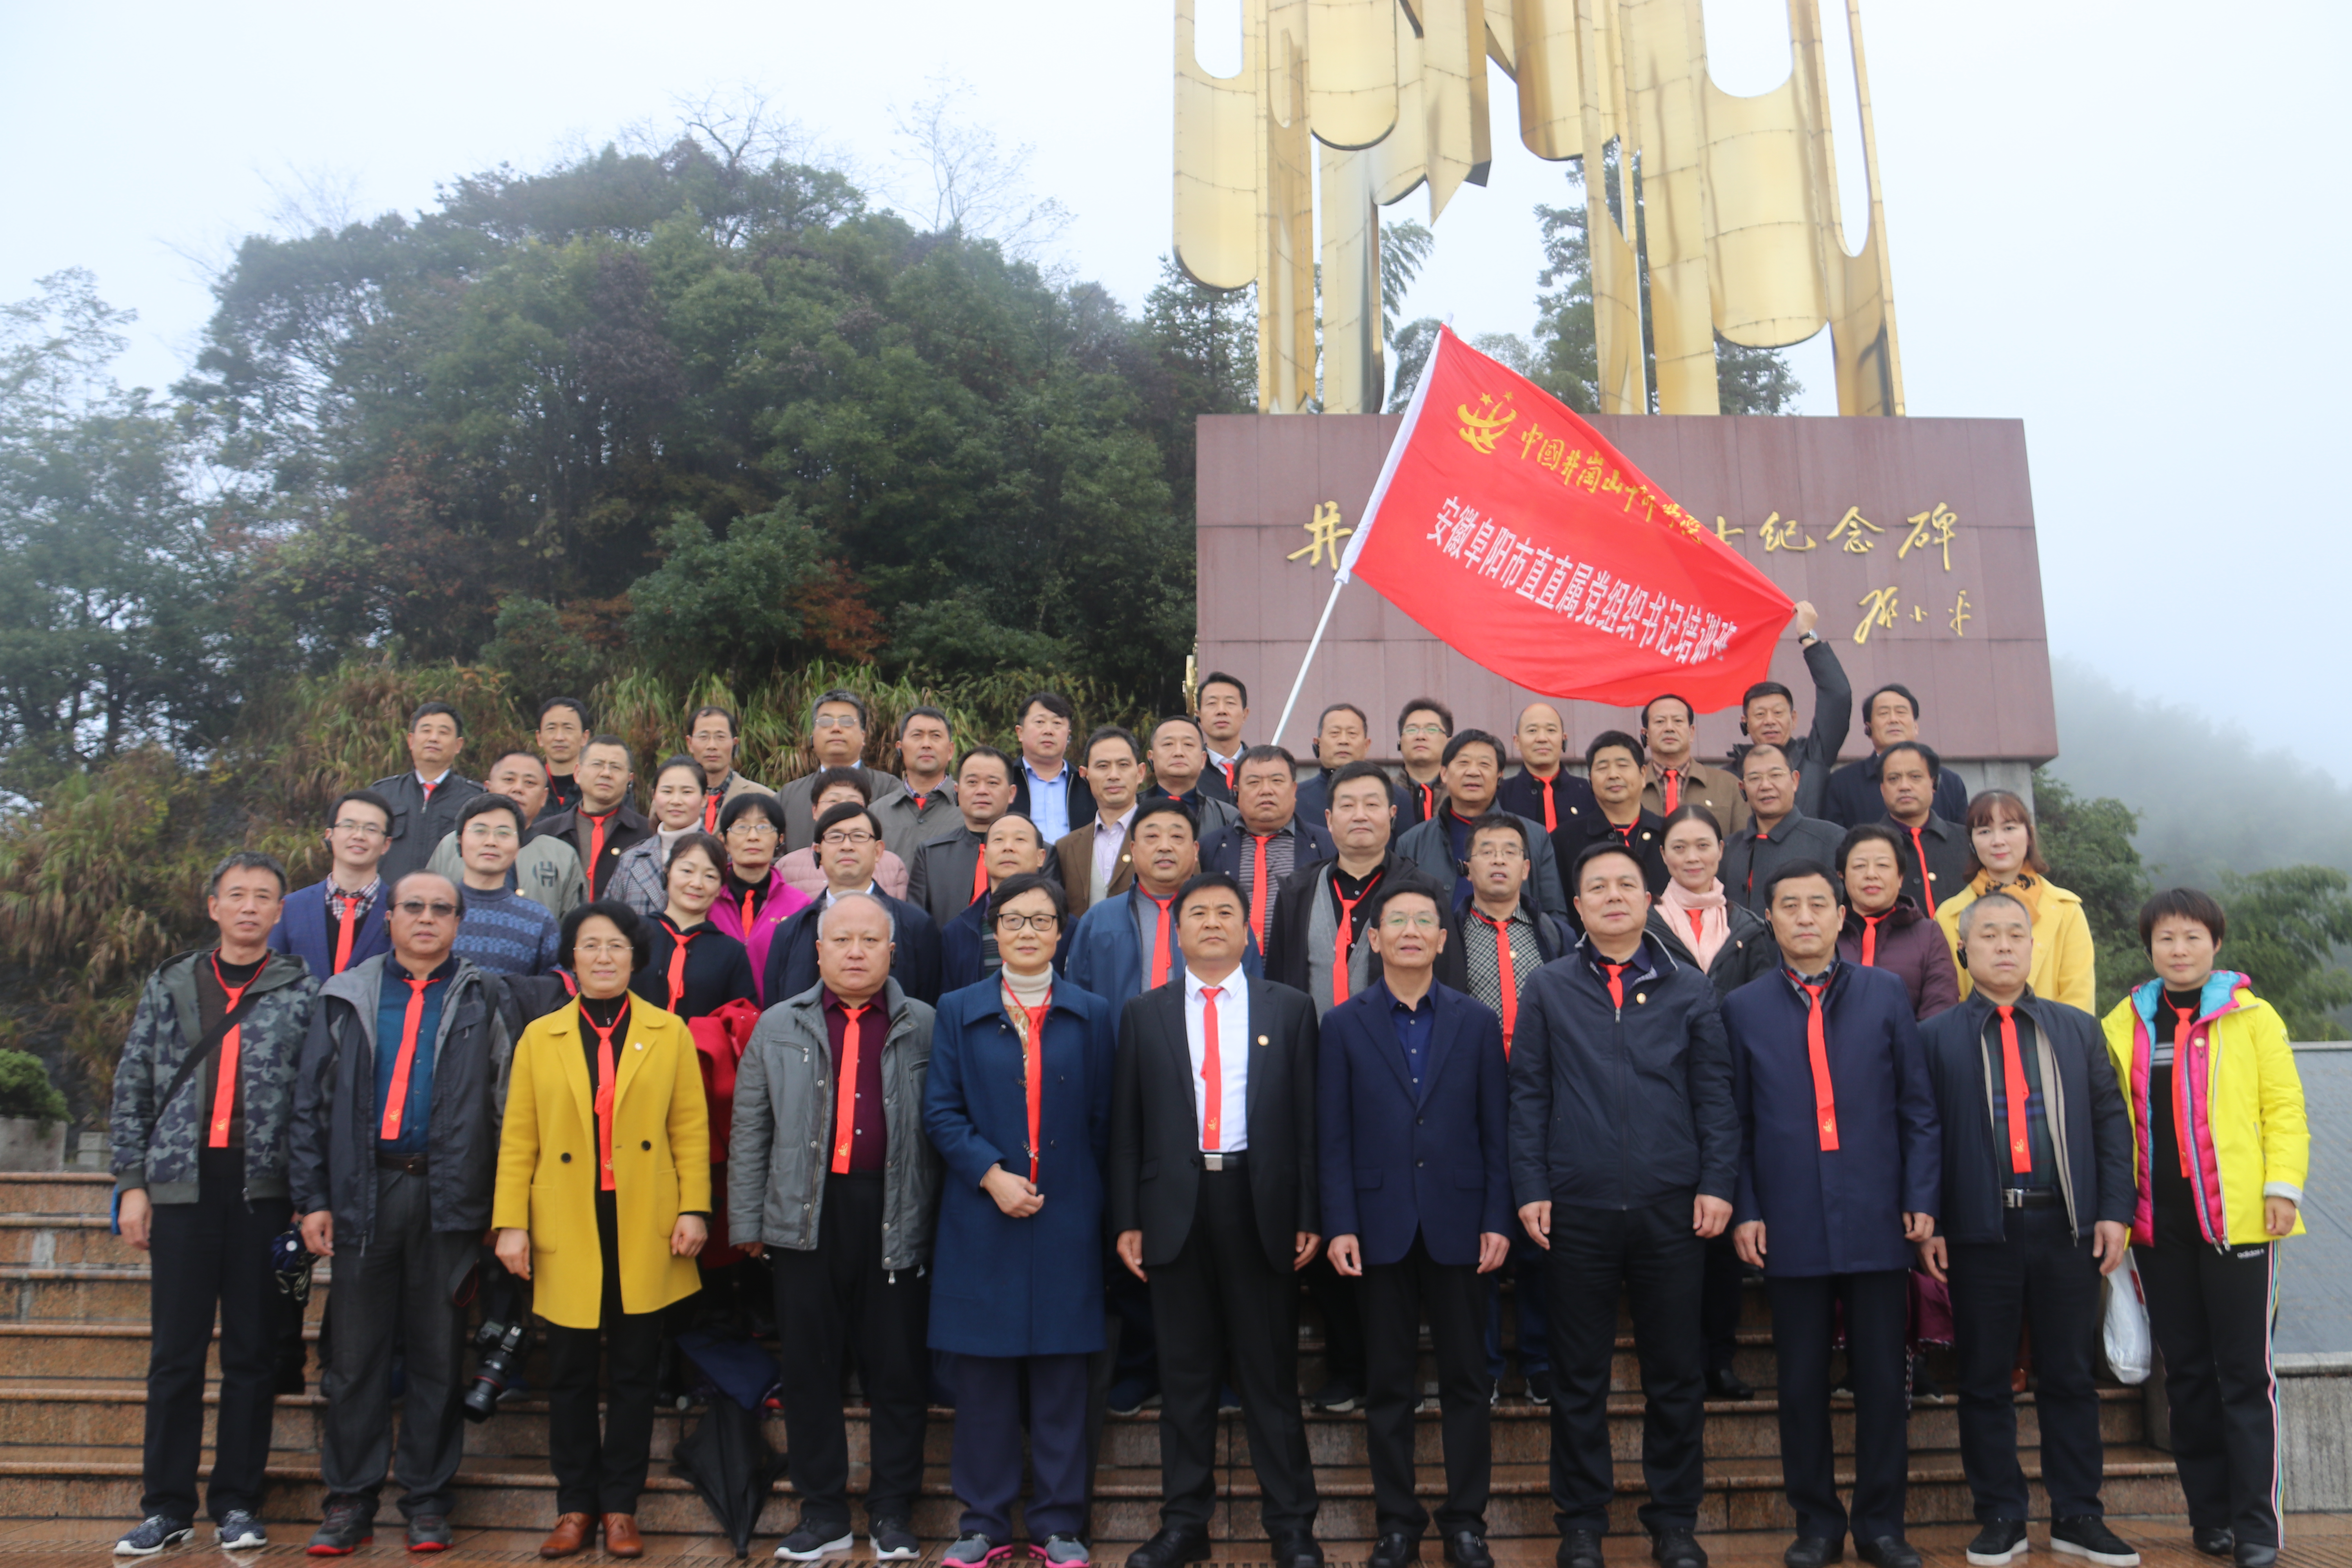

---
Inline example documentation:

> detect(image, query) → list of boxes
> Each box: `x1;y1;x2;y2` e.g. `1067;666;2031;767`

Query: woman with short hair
492;902;709;1559
1834;824;1959;1020
711;793;812;999
924;873;1117;1568
2102;888;2307;1568
1644;801;1779;996
1934;791;2094;1011
630;832;757;1020
610;757;710;918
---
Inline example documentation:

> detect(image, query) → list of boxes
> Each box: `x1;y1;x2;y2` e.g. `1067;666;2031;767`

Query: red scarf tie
205;955;256;1149
1907;826;1938;916
1793;974;1840;1151
736;878;763;935
1996;1004;2032;1175
330;891;362;975
419;777;437;805
585;998;630;1192
830;1001;871;1174
378;973;433;1140
1330;869;1383;1005
703;790;722;832
1686;907;1707;946
1416;781;1435;821
1858;910;1887;967
1602;960;1627;1009
1249;835;1273;948
1476;911;1519;1052
970;843;989;907
1143;891;1178;987
1220;758;1236;791
583;810;616;897
1661;768;1681;815
1007;980;1050;1182
1198;984;1225;1148
1532;775;1557;833
661;917;698;1012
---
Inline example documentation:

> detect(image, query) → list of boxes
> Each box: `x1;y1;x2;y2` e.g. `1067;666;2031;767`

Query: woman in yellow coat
494;901;709;1559
1934;789;2095;1011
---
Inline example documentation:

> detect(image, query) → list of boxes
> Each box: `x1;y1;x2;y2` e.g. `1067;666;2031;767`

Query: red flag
1340;327;1793;710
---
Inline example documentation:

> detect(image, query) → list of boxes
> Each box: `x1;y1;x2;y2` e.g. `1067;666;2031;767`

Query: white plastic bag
2103;1251;2152;1385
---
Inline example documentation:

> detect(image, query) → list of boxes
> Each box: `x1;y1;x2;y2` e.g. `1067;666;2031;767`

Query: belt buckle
2002;1188;2027;1209
1203;1152;1227;1172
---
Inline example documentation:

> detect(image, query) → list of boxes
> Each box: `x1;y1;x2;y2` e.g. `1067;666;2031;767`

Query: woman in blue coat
923;872;1118;1568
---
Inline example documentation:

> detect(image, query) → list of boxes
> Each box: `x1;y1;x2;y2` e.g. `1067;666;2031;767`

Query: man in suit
764;802;942;1006
1067;800;1260;1005
1639;694;1744;836
1196;671;1250;801
906;747;1018;929
272;791;397;981
1321;880;1510;1568
779;691;909;853
687;704;775;832
1396;731;1567;919
1720;744;1843;914
939;813;1054;994
1877;742;1969;920
1141;715;1239;837
1109;872;1324;1568
872;706;959;860
1510;842;1737;1568
1201;746;1338;956
1009;691;1095;846
368;702;483;887
1496;702;1597;844
526;735;649;903
1723;602;1851;822
1822;684;1969;830
1548;731;1668;896
1056;725;1145;919
1726;861;1940;1568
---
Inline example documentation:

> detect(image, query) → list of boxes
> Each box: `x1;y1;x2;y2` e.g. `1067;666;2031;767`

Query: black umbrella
671;1334;788;1557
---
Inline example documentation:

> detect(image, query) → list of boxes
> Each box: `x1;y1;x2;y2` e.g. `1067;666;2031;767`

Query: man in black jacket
1917;893;2140;1568
1822;684;1969;829
527;734;650;902
289;871;515;1555
764;802;943;1006
368;702;483;887
1724;601;1851;822
1877;742;1970;920
1200;745;1337;955
1265;761;1461;1009
904;746;1018;928
1110;873;1324;1568
1508;842;1736;1568
1722;744;1844;914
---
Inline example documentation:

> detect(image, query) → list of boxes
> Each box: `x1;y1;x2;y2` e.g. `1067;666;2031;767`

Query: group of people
105;601;2309;1568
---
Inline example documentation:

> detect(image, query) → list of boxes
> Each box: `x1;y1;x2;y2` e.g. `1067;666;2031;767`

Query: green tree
2031;768;2152;1013
625;505;828;686
2212;868;2352;1040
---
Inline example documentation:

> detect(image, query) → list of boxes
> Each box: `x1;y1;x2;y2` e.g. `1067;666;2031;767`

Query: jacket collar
1754;808;1811;844
1844;895;1926;936
2129;969;2254;1030
1573;929;1669;988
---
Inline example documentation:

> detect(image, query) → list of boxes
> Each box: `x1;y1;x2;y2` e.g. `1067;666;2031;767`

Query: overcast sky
4;1;2345;770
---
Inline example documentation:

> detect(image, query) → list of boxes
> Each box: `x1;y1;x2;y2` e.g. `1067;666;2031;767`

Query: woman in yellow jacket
1934;789;2095;1011
494;901;709;1560
2102;888;2307;1568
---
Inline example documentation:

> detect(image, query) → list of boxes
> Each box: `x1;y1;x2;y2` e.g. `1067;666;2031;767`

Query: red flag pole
1267;327;1449;749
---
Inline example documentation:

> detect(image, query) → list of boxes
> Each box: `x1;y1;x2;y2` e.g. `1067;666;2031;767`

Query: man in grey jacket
288;871;516;1555
731;893;940;1563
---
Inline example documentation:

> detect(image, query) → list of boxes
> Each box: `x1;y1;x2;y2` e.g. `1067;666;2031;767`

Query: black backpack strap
154;987;267;1124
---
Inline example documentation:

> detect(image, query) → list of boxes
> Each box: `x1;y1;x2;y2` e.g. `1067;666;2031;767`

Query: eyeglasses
1382;911;1442;931
464;824;518;840
819;830;877;848
995;912;1060;932
1401;723;1449;737
812;715;861;730
332;819;389;837
394;900;459;918
727;822;779;838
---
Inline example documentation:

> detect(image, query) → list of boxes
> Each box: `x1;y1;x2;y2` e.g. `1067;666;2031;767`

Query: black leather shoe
1561;1531;1606;1568
1785;1539;1843;1568
1127;1527;1212;1568
2192;1531;2234;1561
2232;1546;2277;1568
1651;1530;1707;1568
1270;1535;1325;1568
1857;1538;1921;1568
1966;1521;2029;1566
2051;1517;2140;1566
1445;1532;1493;1568
1706;1367;1755;1401
1369;1532;1419;1568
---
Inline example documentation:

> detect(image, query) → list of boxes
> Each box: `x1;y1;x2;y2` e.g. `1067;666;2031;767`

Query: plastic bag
2103;1251;2152;1384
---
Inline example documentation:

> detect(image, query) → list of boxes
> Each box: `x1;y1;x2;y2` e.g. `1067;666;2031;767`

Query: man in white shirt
1055;725;1145;918
1009;691;1092;845
1197;671;1250;800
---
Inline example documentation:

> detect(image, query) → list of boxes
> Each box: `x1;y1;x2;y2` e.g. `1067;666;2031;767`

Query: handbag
2101;1250;2153;1385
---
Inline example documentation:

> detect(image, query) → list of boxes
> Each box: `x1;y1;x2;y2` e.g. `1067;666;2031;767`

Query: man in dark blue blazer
1067;800;1261;1008
762;804;943;1006
1320;880;1510;1568
1198;746;1337;957
270;789;396;980
1725;860;1940;1568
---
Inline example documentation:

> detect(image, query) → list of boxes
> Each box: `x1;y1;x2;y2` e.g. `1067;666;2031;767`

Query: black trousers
543;1190;668;1515
142;1149;283;1523
769;1173;931;1530
318;1167;478;1518
2139;1220;2280;1548
1482;1236;1551;1381
1303;1252;1368;1390
1701;1234;1747;1377
1768;1270;1909;1542
1362;1234;1490;1537
1147;1164;1318;1536
942;1351;1091;1540
1543;1200;1706;1535
1948;1207;2106;1522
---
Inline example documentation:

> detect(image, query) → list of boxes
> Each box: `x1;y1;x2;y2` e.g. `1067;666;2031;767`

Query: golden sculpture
1173;0;1904;418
